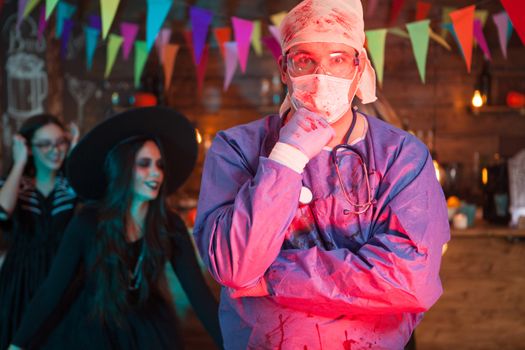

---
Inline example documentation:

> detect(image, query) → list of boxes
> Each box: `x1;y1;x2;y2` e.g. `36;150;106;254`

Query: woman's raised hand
12;134;28;167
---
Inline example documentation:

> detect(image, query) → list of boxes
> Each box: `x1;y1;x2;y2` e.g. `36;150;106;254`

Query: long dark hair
18;113;67;177
92;136;173;324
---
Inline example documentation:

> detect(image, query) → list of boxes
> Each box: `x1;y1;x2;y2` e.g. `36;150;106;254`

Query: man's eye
298;57;313;65
331;56;347;65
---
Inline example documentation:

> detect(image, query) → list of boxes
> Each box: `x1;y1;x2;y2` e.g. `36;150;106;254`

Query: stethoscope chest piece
299;186;313;204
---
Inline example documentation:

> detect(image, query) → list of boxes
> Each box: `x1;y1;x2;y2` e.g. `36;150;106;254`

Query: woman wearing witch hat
8;107;223;349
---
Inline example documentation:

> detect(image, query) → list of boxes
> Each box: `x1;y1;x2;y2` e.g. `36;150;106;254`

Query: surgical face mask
289;72;357;124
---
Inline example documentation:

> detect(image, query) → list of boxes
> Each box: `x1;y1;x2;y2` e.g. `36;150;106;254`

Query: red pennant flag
389;0;405;25
499;0;525;45
415;1;431;21
213;27;231;59
184;30;209;94
449;5;475;73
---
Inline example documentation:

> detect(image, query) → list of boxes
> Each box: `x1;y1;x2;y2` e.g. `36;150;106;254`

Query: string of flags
11;0;525;92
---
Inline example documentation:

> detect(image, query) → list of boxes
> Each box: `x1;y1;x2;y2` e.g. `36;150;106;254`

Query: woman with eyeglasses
0;114;78;350
8;107;222;350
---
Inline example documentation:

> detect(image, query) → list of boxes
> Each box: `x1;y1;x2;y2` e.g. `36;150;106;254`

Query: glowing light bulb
481;167;488;185
195;129;203;144
472;90;483;108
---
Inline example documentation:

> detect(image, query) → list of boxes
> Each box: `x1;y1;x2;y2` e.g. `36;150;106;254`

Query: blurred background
0;0;524;349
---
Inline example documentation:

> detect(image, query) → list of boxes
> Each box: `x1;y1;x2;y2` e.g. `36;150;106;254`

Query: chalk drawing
65;74;95;129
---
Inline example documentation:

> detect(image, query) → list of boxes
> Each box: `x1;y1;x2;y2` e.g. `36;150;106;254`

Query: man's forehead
288;42;357;55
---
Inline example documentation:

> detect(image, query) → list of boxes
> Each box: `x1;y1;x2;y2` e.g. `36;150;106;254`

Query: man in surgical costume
194;0;450;349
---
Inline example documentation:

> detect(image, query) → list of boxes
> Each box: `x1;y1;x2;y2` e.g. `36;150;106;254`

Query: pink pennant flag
120;22;139;60
500;0;525;45
262;35;281;61
493;11;511;59
155;28;172;64
268;25;281;44
37;4;46;42
223;41;238;91
473;19;491;61
184;30;209;94
232;17;254;73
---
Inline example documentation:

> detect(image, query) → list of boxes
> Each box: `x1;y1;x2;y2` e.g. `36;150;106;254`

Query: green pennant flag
251;20;263;56
45;0;59;20
406;19;430;83
24;0;40;17
365;29;387;86
134;40;148;88
101;0;120;39
105;34;123;78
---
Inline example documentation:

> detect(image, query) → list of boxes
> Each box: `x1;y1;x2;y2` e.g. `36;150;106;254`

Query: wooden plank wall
161;0;525;198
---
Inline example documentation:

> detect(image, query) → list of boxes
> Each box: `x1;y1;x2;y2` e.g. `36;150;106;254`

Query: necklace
128;240;145;291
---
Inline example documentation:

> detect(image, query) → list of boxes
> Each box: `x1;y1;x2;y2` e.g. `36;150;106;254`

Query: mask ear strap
355;49;377;104
279;94;293;118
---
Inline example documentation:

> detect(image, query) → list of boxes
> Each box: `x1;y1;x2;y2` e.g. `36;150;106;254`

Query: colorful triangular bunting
251;20;263;56
100;0;120;39
55;2;75;39
365;29;387;86
449;5;475;72
190;6;213;65
120;22;139;61
163;43;179;91
134;40;148;88
270;11;287;27
415;1;431;21
155;28;172;64
214;27;231;60
473;19;491;61
262;35;281;61
223;41;238;91
232;17;254;73
500;0;525;45
406;19;430;83
85;26;100;70
146;0;171;52
105;34;123;78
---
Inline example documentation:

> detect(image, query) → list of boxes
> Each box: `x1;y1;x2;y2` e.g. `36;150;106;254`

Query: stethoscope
299;107;375;216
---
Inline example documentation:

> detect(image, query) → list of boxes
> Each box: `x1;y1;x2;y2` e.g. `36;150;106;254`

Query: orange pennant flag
163;43;179;91
449;5;475;73
214;27;231;59
415;1;431;21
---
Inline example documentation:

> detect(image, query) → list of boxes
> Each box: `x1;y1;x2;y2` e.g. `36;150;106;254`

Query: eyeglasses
331;144;374;215
32;138;70;153
286;51;360;77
